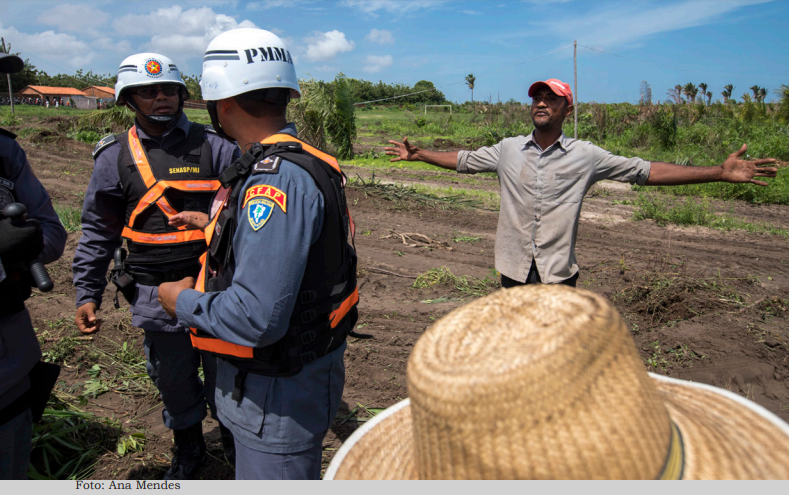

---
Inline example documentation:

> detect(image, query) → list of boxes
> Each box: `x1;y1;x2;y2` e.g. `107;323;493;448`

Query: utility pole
573;40;577;139
1;37;14;115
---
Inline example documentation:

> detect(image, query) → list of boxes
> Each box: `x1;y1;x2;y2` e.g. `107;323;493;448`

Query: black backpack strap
218;143;267;187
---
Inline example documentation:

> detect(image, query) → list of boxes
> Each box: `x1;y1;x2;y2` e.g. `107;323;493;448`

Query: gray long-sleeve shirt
175;124;346;453
457;132;651;283
72;113;239;332
0;132;67;407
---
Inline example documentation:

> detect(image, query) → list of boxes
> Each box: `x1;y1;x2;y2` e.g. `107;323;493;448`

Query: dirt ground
11;116;789;479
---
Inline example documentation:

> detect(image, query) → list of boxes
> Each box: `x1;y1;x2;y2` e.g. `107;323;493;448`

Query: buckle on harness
300;330;317;346
300;351;316;365
300;290;317;304
300;309;317;324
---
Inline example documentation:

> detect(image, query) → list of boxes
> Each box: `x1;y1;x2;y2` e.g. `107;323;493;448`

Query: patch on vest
252;156;281;174
247;197;275;231
242;185;286;212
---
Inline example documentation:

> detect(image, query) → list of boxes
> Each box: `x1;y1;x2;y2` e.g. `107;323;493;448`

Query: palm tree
698;83;708;105
683;82;697;103
288;74;357;159
750;85;760;102
721;84;734;103
758;86;767;104
465;74;476;103
706;91;712;105
668;84;684;104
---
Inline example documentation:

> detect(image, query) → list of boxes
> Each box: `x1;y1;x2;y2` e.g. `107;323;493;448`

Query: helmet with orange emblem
115;53;189;124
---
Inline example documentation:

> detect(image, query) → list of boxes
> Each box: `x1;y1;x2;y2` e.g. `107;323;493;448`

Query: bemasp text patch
243;185;286;212
247;198;275;231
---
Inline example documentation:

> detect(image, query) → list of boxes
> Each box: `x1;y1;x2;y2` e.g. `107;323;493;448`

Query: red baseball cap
528;79;573;106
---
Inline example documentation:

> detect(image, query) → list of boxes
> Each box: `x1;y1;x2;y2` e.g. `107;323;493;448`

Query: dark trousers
501;260;579;289
234;442;323;480
0;407;32;479
143;330;218;430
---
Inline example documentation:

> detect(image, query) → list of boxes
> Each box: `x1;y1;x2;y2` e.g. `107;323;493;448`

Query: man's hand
168;211;209;230
158;277;196;318
76;302;101;335
720;144;778;186
385;137;420;162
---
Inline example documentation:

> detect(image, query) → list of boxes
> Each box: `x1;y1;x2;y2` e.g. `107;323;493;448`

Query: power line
354;44;575;105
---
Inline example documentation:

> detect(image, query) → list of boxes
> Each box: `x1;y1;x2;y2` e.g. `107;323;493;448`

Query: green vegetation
28;401;121;480
633;192;788;236
55;205;82;232
413;266;500;297
348;173;491;209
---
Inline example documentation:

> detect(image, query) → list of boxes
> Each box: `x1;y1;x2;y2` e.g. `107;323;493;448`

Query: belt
129;264;202;287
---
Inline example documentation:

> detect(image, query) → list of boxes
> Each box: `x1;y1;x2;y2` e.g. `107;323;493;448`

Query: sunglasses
132;85;181;99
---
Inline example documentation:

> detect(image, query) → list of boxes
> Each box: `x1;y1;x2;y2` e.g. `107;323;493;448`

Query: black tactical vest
116;124;216;266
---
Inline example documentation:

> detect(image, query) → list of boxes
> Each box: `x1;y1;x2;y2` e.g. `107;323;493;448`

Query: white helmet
115;52;188;124
200;28;300;101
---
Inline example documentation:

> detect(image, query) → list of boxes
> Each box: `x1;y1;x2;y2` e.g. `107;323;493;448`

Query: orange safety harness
121;125;221;246
189;134;358;376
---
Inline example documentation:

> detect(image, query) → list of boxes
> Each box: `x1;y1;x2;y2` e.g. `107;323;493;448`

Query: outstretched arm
384;137;459;170
646;144;777;186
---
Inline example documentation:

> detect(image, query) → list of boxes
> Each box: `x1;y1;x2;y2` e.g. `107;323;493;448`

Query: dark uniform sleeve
72;145;126;309
204;130;241;175
175;161;324;348
2;137;67;265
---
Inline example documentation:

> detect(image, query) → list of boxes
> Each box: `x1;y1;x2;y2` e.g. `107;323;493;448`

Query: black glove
0;216;44;266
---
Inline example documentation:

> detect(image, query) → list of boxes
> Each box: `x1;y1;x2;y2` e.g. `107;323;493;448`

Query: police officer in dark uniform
72;53;238;480
0;53;68;479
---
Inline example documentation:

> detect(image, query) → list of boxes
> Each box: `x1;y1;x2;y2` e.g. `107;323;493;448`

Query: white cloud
363;54;393;73
92;37;132;53
112;6;257;65
0;23;94;69
526;0;771;48
365;28;395;44
460;10;482;15
304;30;355;62
37;3;110;37
341;0;449;16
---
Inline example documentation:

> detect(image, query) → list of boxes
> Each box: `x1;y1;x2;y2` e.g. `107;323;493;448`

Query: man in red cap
385;78;777;288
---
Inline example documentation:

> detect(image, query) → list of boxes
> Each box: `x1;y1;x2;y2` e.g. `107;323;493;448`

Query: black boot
164;423;206;480
219;422;236;465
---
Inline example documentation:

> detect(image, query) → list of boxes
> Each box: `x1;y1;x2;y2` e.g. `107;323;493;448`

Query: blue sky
1;0;787;103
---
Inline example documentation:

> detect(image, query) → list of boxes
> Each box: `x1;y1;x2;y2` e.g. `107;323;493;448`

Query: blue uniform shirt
72;113;239;332
175;124;346;453
0;131;67;408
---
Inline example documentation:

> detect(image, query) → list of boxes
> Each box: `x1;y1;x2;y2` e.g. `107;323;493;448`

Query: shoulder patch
243;184;287;212
247;197;275;231
0;127;17;140
93;134;117;159
252;156;281;175
205;125;217;135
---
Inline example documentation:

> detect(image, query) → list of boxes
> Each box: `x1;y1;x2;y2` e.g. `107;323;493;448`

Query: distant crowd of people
0;96;113;109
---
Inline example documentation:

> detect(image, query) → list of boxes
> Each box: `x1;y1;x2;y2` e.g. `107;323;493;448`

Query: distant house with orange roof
17;85;101;110
82;86;115;99
18;85;86;99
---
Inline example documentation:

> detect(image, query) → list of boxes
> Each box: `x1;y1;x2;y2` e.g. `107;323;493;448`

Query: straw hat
326;285;789;480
